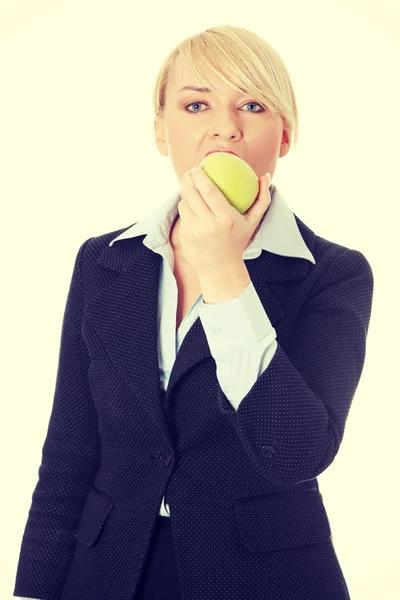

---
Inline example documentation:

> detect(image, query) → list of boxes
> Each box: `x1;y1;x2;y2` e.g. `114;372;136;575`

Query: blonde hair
152;25;299;151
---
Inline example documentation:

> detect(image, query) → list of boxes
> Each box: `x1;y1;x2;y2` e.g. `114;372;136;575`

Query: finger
190;167;235;219
257;174;272;206
181;170;213;218
244;175;271;221
177;196;197;223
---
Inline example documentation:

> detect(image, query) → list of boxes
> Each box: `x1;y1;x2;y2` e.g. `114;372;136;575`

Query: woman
14;25;374;600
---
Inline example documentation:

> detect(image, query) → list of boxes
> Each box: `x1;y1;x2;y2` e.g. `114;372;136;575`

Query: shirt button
260;445;277;458
158;448;172;467
212;325;221;335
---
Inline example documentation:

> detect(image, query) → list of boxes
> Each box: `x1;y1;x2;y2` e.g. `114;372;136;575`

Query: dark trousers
134;515;182;600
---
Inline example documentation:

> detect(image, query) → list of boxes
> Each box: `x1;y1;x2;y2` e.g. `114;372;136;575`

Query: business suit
14;187;374;600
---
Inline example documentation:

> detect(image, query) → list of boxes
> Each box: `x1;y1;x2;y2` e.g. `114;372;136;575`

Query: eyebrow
179;85;248;94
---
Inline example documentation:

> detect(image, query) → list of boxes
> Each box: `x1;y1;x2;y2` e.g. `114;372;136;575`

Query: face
154;54;290;185
154;54;291;250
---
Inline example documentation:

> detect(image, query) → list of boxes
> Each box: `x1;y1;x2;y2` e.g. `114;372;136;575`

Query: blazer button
261;445;276;458
158;448;172;467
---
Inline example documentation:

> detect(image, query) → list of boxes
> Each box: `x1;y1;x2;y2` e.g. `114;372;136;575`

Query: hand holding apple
176;164;271;278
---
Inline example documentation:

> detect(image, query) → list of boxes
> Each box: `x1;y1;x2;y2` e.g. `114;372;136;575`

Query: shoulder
86;223;136;252
75;223;137;265
294;213;373;279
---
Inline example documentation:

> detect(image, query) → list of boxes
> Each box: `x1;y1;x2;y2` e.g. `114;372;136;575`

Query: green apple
198;151;259;214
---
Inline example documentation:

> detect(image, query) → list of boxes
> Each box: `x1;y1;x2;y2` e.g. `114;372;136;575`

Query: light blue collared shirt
109;184;315;409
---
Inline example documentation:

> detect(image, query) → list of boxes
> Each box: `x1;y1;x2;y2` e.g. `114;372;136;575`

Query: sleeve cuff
198;280;276;360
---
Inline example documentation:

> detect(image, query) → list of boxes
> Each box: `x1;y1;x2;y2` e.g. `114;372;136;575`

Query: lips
205;149;239;158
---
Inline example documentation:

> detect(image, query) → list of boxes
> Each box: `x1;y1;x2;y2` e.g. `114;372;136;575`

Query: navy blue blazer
13;214;374;600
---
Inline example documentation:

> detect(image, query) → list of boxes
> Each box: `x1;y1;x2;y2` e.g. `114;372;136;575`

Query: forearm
198;260;251;304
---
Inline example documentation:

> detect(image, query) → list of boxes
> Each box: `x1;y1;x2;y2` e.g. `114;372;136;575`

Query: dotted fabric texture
13;214;374;600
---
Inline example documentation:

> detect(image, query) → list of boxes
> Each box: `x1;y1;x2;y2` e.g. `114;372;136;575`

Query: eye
184;101;265;113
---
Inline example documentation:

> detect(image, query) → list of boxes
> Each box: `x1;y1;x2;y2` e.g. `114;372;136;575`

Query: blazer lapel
84;216;316;444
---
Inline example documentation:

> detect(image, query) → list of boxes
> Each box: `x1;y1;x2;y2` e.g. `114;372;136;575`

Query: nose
208;110;242;142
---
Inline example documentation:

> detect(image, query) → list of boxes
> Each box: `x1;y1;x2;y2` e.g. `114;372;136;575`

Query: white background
1;1;399;598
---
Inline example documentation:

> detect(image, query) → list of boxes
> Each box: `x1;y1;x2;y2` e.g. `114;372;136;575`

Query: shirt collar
108;184;316;265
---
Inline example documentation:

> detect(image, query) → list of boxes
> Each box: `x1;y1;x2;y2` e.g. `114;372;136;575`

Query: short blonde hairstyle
152;25;299;151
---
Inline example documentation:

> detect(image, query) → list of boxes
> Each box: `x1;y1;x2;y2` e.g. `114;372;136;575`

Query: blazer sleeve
13;237;101;600
216;248;374;488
